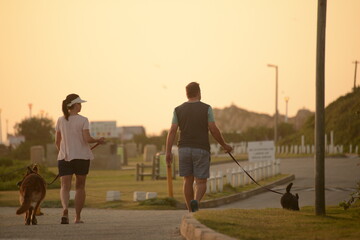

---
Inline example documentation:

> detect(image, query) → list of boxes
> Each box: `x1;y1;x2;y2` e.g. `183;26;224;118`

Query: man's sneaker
190;200;199;212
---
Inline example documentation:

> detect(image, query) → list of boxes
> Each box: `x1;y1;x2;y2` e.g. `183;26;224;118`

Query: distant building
90;121;117;138
7;134;25;147
117;126;146;141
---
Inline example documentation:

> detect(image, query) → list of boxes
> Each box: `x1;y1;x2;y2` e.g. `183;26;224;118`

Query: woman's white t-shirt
55;114;94;161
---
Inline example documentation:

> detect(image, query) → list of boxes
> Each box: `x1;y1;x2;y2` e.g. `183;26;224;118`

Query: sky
0;0;359;142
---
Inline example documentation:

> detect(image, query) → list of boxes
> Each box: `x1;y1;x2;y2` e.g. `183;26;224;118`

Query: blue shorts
178;147;210;179
58;159;90;176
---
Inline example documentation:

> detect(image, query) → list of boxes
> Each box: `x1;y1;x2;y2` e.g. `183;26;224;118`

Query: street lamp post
267;64;278;144
285;97;289;123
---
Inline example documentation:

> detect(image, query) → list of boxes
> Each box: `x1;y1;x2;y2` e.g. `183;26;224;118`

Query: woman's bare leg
74;174;87;223
60;175;72;219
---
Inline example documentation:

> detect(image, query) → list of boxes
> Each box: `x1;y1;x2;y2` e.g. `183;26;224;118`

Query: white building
8;134;25;147
90;121;117;138
117;126;146;141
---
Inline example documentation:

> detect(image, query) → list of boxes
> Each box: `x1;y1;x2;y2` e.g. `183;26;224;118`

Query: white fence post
231;168;239;187
206;179;210;193
217;171;223;192
239;168;244;187
254;162;258;181
226;168;231;185
273;160;277;174
276;159;281;174
210;171;216;193
259;162;264;180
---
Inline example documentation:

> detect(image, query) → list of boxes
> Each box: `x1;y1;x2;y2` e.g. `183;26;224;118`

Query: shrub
0;160;60;191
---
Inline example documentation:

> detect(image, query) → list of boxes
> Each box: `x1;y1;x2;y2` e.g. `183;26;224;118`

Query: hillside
213;104;313;133
279;88;360;146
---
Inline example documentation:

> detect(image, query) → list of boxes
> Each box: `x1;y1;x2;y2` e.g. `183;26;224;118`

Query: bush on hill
279;88;360;147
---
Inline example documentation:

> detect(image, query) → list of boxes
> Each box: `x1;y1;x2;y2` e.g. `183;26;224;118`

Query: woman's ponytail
62;99;70;120
62;94;79;121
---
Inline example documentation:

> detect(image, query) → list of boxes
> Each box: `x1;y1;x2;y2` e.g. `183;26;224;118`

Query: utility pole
267;64;278;144
315;0;327;216
0;109;2;144
353;60;359;90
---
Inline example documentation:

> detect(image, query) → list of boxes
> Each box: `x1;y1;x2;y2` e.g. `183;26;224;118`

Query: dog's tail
16;194;31;215
286;182;293;193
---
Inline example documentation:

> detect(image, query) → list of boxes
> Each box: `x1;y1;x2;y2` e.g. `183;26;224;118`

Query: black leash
228;152;283;195
47;174;59;186
47;142;101;185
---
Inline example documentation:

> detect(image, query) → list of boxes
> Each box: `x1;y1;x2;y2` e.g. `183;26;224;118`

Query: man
166;82;233;212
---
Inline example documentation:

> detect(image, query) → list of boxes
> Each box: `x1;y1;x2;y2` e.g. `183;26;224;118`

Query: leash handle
91;142;101;150
228;152;283;195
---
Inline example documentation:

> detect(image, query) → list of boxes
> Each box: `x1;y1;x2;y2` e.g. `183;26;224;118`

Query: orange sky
0;0;359;142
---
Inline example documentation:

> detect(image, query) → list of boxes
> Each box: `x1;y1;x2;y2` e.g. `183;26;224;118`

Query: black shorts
58;159;90;176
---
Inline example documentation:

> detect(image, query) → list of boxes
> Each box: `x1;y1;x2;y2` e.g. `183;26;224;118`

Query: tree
0;144;11;158
12;117;55;160
15;117;54;144
277;122;296;140
242;126;273;141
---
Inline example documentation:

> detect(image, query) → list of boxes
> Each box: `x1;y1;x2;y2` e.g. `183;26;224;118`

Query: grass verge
0;170;289;210
194;206;360;240
0;155;289;210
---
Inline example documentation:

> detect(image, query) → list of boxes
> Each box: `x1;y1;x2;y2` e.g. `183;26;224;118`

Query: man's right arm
165;123;178;166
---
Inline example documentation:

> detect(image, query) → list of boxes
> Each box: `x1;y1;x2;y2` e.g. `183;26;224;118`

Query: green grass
0;171;288;210
0;158;289;210
194;206;360;240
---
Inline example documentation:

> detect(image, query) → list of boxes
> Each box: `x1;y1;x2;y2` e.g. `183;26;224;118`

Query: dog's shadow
281;183;300;211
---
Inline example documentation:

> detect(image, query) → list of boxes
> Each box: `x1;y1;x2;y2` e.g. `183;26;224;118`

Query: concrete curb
180;213;237;240
180;174;295;240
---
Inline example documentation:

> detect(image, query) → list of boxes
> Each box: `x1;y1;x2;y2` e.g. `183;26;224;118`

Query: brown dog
16;165;46;225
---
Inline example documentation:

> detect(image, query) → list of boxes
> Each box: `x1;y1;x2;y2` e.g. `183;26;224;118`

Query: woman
55;94;105;224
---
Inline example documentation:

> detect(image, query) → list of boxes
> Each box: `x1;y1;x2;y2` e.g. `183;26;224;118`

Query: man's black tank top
175;101;210;152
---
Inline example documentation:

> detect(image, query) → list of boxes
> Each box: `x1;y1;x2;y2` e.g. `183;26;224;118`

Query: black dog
280;183;299;211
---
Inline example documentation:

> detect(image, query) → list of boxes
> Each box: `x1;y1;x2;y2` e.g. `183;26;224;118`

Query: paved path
213;157;360;209
0;207;187;240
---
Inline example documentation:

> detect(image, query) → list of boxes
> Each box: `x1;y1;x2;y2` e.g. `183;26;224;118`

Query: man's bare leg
194;178;207;202
183;176;195;212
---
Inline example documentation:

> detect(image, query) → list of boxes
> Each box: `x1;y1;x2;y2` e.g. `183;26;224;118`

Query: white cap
67;97;87;107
